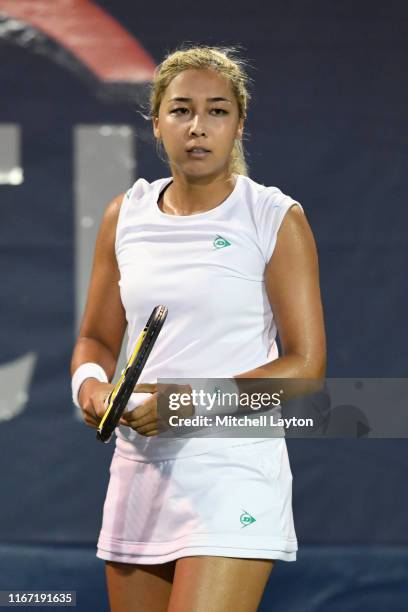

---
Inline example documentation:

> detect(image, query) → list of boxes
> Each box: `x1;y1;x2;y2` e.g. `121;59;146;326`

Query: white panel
73;125;136;416
0;124;23;185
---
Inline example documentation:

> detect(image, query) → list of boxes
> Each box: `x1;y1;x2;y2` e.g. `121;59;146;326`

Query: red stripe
0;0;156;81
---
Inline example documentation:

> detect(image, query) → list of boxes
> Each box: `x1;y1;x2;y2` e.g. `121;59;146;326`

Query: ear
152;116;161;139
236;116;245;140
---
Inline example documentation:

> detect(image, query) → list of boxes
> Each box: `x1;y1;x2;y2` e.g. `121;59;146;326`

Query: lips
186;147;210;153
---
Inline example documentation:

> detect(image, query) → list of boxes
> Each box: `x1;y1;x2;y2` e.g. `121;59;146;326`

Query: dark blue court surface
0;544;407;611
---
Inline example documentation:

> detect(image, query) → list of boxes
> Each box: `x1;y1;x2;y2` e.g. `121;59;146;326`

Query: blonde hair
148;43;252;176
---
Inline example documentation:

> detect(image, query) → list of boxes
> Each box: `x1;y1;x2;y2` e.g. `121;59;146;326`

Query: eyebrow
168;96;232;104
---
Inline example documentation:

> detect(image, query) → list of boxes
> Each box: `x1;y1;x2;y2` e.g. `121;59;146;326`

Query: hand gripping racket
96;305;168;443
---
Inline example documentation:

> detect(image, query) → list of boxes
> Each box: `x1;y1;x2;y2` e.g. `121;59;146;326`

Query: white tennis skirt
96;439;298;564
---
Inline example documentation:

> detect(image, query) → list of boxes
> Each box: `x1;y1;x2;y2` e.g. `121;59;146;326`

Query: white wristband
192;378;240;417
72;362;108;409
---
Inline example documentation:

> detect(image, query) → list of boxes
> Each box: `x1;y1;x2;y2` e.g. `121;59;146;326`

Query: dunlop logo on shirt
240;510;256;527
213;235;231;250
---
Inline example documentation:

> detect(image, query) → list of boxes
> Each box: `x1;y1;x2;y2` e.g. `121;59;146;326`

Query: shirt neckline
153;174;243;220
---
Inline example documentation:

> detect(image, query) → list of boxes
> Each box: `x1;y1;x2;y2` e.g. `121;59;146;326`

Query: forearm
231;352;326;410
71;336;117;380
71;337;117;408
235;352;322;380
189;352;326;419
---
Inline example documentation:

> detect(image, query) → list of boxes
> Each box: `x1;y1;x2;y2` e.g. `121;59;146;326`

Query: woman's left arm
236;204;327;381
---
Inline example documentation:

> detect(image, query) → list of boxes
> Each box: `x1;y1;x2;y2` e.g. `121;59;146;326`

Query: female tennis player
70;45;326;612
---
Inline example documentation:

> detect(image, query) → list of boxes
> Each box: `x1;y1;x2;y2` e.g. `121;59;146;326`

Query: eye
170;107;189;115
210;108;228;115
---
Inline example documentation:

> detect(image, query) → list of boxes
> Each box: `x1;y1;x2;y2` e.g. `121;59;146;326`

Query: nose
189;113;206;137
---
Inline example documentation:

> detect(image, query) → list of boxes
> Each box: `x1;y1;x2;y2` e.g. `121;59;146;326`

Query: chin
176;161;227;181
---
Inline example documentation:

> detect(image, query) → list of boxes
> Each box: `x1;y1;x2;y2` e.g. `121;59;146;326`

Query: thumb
134;383;157;393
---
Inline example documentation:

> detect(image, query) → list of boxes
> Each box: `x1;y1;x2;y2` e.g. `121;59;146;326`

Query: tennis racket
96;305;168;443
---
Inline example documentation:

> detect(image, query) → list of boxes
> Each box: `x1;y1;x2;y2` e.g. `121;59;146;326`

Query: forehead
163;68;234;99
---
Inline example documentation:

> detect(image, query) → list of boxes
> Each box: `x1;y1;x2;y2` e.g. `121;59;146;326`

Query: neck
161;170;237;216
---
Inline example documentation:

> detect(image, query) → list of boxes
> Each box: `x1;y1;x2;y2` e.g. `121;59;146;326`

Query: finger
127;415;158;431
119;419;158;436
137;425;159;437
93;406;106;420
84;416;99;428
83;408;98;422
123;406;148;420
122;401;155;421
132;407;158;426
135;417;158;432
118;415;134;426
134;383;157;393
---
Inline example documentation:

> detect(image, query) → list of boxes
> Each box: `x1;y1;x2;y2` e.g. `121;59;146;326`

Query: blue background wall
0;0;407;610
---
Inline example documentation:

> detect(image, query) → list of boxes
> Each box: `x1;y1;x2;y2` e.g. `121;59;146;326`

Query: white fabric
71;362;108;409
96;439;298;564
114;173;304;460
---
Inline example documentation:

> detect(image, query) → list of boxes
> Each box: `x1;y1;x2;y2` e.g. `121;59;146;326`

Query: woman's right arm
70;192;127;426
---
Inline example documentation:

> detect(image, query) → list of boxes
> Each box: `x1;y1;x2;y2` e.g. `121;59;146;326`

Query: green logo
240;510;256;528
213;235;231;250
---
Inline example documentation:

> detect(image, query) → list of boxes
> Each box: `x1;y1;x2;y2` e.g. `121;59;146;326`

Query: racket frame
96;305;168;443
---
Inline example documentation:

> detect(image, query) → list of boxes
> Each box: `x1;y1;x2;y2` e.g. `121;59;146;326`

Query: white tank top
114;173;304;460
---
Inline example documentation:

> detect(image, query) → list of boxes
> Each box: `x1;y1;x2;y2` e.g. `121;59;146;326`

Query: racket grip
119;392;152;420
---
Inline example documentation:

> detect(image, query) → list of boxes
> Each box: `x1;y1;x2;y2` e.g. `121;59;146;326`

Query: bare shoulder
269;202;316;265
104;191;126;225
97;192;127;250
282;201;308;228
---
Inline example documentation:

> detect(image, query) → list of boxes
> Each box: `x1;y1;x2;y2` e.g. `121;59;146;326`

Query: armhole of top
266;199;304;264
290;200;304;213
114;189;131;261
114;178;151;260
257;187;305;265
